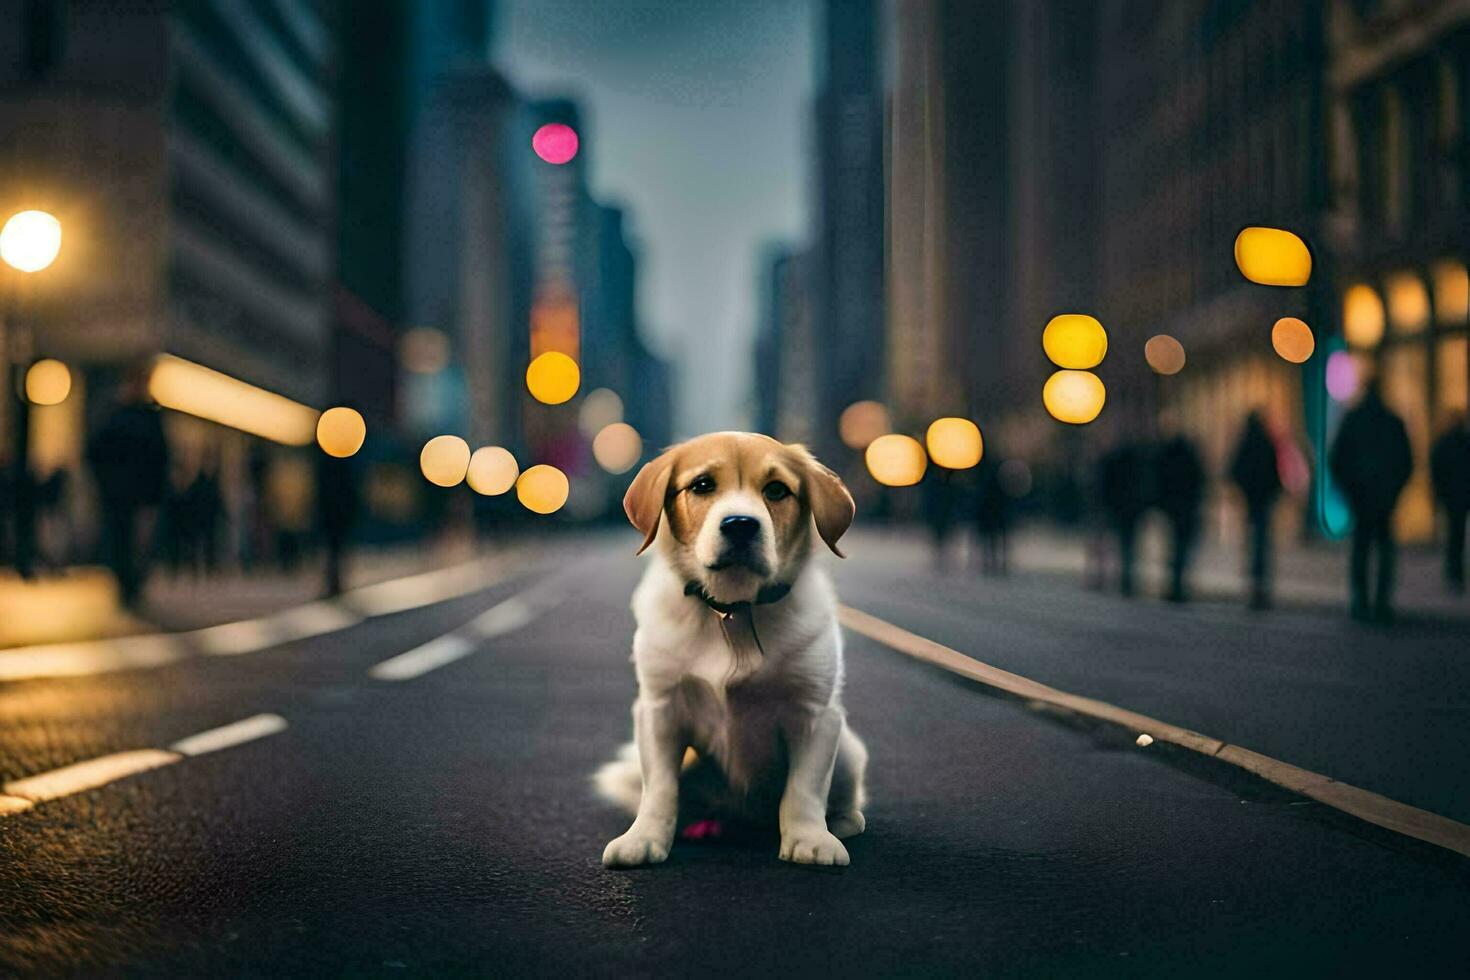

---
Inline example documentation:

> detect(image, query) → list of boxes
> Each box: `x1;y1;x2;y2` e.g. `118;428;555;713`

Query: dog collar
683;580;792;617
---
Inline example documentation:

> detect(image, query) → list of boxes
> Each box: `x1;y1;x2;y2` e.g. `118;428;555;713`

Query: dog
597;432;868;867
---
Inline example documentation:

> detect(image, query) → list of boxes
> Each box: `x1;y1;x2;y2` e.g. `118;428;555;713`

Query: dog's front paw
779;826;850;866
602;829;672;868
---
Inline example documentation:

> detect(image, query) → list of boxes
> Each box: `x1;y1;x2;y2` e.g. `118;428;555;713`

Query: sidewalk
874;519;1470;619
0;539;485;650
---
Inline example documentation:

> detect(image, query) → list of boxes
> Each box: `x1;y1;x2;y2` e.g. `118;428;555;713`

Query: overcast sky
496;0;814;438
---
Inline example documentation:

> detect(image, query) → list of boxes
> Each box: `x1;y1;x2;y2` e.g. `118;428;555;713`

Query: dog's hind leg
825;724;868;839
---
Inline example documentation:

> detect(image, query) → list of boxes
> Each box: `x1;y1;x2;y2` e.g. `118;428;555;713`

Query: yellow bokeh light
839;400;890;449
517;464;570;514
1234;226;1312;287
420;435;471;487
315;406;366;458
1043;370;1106;425
865;434;927;487
925;417;983;470
1;210;62;273
1144;335;1186;375
1271;317;1315;364
1343;284;1386;349
526;351;580;405
593;422;643;474
1431;259;1468;325
148;354;319;445
1385;271;1429;334
24;358;71;406
466;446;519;495
1042;314;1108;369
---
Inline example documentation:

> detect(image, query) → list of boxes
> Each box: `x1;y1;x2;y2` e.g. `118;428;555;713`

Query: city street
3;533;1468;977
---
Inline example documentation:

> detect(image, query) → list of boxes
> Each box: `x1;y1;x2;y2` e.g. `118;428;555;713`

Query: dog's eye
689;475;717;495
763;481;791;502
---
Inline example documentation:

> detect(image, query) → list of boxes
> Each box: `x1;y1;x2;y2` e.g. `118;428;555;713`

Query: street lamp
3;209;63;579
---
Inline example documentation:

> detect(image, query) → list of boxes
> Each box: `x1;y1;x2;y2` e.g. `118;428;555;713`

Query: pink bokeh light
1325;350;1358;402
532;123;579;165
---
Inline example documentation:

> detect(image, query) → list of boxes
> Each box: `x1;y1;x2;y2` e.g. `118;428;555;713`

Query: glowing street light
526;351;580;405
466;446;519;495
517;464;570;514
1233;226;1312;287
1043;370;1106;424
532;123;579;165
420;435;471;487
865;434;927;487
925;418;982;470
23;358;71;406
316;407;366;458
1042;314;1108;370
1271;317;1315;364
579;388;624;438
0;210;62;273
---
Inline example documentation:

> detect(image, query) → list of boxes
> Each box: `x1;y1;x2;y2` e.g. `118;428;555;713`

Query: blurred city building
753;243;817;445
1;0;337;556
1324;0;1470;540
812;0;887;464
869;0;1470;545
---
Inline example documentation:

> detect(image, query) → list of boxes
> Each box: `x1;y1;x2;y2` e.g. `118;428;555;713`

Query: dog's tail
593;743;706;816
592;742;643;815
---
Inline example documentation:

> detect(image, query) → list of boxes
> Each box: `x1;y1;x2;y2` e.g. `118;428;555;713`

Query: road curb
838;603;1470;861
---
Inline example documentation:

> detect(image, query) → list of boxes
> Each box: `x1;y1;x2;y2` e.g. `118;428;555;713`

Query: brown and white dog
597;431;868;867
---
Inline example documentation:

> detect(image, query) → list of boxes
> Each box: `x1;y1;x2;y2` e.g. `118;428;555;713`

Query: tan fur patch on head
625;432;853;572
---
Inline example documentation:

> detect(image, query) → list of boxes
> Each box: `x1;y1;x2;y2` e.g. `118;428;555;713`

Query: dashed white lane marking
368;584;561;681
0;555;522;681
169;713;288;756
3;749;181;803
2;713;289;817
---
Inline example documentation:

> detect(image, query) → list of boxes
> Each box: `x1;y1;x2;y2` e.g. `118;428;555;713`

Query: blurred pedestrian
86;364;169;608
1329;378;1413;623
1230;411;1283;609
183;453;224;576
315;451;360;597
974;454;1009;576
921;468;959;572
1097;442;1151;597
1430;411;1470;594
1154;419;1205;603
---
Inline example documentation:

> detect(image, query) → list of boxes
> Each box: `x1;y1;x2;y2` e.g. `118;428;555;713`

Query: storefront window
1437;335;1468;418
1431;259;1469;324
1386;271;1430;333
1383;345;1434;541
1344;283;1386;348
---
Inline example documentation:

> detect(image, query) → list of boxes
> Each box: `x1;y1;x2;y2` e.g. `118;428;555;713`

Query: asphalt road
2;533;1468;977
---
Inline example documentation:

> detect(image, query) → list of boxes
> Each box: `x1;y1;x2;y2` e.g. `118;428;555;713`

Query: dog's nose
719;515;760;543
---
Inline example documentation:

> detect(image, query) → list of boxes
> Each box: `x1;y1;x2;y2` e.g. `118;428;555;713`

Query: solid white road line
3;749;181;803
0;554;523;681
839;603;1470;860
169;713;288;756
368;584;561;681
191;601;361;656
0;634;187;682
342;557;509;617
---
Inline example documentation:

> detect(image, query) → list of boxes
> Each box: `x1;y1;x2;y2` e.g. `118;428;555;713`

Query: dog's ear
623;449;675;555
792;445;855;558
